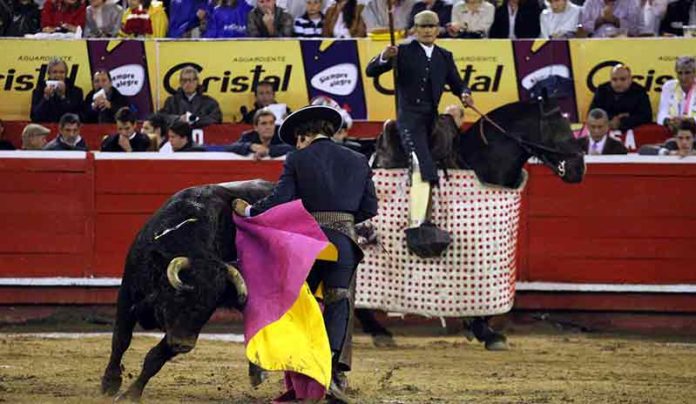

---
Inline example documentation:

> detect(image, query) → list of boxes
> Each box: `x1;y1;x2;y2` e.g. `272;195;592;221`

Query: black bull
101;180;274;401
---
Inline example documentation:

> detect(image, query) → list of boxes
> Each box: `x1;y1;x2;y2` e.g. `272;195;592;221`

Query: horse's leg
115;336;181;401
101;288;137;396
463;316;508;351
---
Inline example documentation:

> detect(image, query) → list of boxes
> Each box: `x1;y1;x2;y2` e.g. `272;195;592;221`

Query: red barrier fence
1;153;695;312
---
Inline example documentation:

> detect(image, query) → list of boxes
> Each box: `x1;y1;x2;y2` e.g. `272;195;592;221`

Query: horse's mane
462;100;539;138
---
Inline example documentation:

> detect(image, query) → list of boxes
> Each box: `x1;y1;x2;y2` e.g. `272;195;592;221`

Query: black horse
374;97;585;187
367;97;585;349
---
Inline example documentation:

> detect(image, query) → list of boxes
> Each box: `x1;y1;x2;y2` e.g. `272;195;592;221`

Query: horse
364;97;585;349
373;97;585;187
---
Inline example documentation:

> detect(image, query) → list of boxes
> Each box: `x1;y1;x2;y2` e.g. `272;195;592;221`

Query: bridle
470;102;582;178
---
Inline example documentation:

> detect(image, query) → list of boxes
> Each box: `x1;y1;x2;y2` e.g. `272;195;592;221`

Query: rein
467;103;580;177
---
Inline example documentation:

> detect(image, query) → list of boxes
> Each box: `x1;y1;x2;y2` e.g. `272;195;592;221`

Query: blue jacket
204;0;252;38
168;0;204;38
251;137;378;224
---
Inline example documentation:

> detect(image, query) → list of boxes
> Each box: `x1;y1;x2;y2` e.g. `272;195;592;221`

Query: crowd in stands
2;0;696;39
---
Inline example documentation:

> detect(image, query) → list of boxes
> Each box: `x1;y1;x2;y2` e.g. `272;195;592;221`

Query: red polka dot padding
356;169;527;317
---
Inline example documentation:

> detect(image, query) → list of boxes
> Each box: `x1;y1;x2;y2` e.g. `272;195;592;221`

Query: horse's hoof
372;334;396;348
114;389;141;403
101;374;122;396
248;364;268;388
485;334;509;351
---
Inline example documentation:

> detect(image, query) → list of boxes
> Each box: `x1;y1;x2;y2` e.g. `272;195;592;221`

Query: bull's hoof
484;334;509;351
101;373;122;396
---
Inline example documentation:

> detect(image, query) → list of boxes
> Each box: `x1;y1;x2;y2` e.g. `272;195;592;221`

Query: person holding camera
159;66;222;128
82;69;129;124
30;58;84;123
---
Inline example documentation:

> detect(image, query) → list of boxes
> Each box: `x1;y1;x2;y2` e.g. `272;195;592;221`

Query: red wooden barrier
1;153;695;311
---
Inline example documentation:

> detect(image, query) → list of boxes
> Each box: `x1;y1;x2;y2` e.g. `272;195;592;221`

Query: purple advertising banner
87;40;154;119
300;40;367;120
512;40;579;122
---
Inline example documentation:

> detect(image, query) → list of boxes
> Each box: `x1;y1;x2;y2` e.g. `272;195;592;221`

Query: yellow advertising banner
358;39;519;122
156;40;309;123
569;38;696;120
0;39;92;121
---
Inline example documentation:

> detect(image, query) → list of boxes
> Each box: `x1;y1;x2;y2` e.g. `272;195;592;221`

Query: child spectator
293;0;324;37
84;0;123;37
119;0;168;37
168;120;206;152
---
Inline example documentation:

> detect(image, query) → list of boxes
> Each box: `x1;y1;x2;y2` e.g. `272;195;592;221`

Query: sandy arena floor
1;324;695;404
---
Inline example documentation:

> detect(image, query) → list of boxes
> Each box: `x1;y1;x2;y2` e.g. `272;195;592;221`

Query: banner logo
110;64;145;96
310;63;358;96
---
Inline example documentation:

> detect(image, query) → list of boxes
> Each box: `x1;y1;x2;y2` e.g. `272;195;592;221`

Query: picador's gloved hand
232;199;250;216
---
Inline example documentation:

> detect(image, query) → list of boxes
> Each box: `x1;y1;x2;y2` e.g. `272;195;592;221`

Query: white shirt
588;135;607;155
159;141;173;153
656;79;696;124
332;11;351;38
508;4;517;39
539;2;581;38
419;42;434;59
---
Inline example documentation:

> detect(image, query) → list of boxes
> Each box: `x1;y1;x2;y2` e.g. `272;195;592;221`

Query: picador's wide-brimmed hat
279;105;344;145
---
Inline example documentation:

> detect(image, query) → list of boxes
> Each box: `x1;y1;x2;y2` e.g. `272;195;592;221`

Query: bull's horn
167;257;191;290
226;264;248;305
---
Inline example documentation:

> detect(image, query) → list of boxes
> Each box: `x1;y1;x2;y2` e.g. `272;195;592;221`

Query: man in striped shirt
293;0;324;37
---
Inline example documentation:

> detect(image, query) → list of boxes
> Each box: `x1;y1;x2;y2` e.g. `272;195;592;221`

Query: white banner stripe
0;278;695;293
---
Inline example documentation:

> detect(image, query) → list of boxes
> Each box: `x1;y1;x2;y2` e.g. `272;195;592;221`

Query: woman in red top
41;0;87;33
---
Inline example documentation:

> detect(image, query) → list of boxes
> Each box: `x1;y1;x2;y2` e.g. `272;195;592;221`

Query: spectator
656;56;696;130
246;0;293;37
84;0;122;37
323;0;366;38
225;108;294;159
293;0;323;37
656;119;696;156
41;0;86;33
0;118;15;150
0;0;41;37
408;0;451;37
202;0;253;38
21;123;51;150
82;69;129;124
539;0;580;38
100;107;151;152
44;113;88;151
168;120;206;152
580;0;642;37
160;66;222;128
168;0;203;37
119;0;168;37
279;0;328;19
362;0;416;32
489;0;542;39
640;0;667;36
588;64;652;131
241;80;288;124
30;58;84;123
659;0;695;36
142;113;172;152
448;0;495;38
579;108;628;155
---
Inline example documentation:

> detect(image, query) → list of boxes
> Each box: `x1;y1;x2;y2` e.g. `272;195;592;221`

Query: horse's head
372;119;409;169
525;97;585;183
